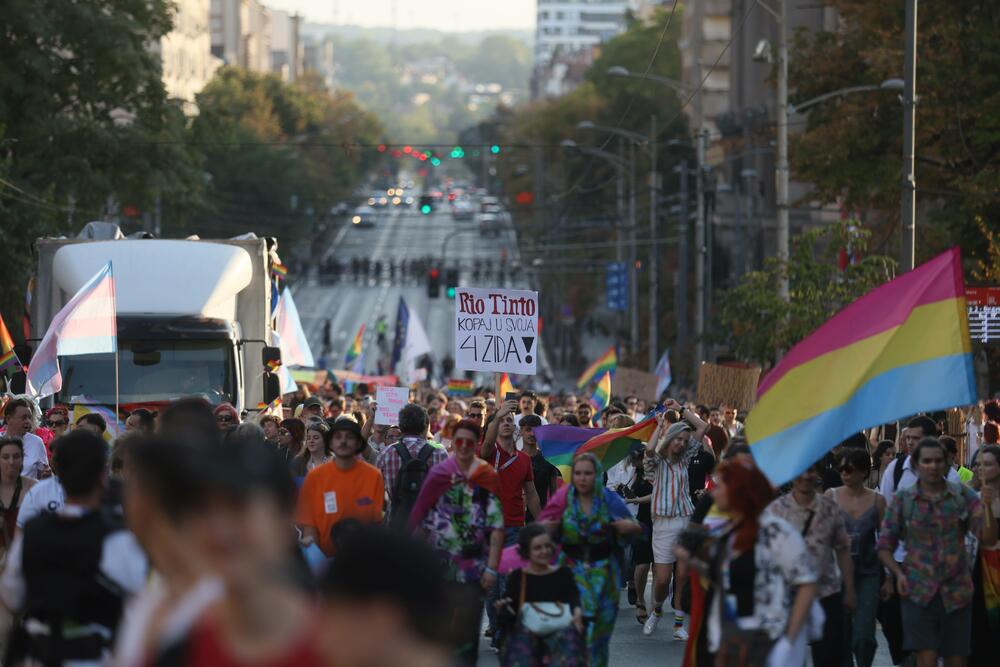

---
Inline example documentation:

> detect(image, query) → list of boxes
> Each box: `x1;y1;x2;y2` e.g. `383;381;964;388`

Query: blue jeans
844;574;879;667
485;527;521;637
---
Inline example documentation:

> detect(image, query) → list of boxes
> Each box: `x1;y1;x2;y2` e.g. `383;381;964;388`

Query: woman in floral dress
539;452;641;667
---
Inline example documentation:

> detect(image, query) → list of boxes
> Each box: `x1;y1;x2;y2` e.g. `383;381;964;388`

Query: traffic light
445;268;459;299
490;144;501;155
419;195;433;214
450;146;465;159
427;268;441;298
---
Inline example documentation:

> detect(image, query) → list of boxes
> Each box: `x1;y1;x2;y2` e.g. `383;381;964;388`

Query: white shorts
652;515;689;564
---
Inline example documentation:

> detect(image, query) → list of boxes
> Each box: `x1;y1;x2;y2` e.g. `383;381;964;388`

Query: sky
266;0;536;32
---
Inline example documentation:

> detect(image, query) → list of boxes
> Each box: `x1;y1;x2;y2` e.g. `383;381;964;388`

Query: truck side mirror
262;346;282;368
263;372;281;407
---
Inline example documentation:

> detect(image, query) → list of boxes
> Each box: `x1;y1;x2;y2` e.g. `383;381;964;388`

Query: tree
714;222;896;366
788;0;1000;275
186;68;384;240
0;0;203;328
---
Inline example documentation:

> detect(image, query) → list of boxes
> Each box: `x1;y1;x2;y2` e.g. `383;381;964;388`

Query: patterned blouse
767;492;850;599
421;481;504;584
877;481;982;611
709;514;817;648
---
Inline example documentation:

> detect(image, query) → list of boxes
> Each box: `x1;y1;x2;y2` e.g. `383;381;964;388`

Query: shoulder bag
518;570;575;636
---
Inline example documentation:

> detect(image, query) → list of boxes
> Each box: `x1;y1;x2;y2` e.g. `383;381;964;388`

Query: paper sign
696;362;761;412
375;385;410;425
455;287;539;375
614;366;660;402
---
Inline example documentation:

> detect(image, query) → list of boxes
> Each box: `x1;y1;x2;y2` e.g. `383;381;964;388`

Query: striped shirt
651;436;701;518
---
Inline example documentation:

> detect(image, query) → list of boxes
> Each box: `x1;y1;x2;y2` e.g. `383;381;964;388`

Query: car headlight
352;216;361;224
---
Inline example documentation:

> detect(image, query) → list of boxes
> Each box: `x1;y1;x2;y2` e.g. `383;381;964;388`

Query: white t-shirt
16;476;65;528
4;432;49;479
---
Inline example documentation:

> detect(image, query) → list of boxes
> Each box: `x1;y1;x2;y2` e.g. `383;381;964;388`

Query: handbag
517;570;575;637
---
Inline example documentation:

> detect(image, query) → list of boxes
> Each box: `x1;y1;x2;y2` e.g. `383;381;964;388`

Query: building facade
270;9;303;82
158;0;222;114
210;0;272;72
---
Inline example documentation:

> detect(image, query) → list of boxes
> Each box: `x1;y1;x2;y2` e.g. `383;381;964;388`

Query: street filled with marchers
2;1;1000;667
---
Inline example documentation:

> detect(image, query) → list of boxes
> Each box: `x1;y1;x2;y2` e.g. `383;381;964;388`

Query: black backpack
391;442;434;526
891;451;908;492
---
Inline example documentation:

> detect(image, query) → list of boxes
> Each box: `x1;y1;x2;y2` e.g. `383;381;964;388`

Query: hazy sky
266;0;536;32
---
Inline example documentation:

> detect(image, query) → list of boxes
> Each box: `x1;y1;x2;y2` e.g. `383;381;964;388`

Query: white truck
29;223;284;415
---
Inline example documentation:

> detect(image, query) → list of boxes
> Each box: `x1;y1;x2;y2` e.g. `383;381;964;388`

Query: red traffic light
429;268;440;279
377;144;387;152
403;146;413;154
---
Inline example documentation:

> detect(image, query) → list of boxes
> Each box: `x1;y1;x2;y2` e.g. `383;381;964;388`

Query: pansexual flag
26;262;117;399
0;312;22;372
576;345;617;389
345;324;364;366
589;371;611;411
536;417;657;482
447;378;474;396
748;248;976;485
498;372;515;399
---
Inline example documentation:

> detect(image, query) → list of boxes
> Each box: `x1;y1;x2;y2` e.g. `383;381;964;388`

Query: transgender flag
27;262;117;398
275;287;315;367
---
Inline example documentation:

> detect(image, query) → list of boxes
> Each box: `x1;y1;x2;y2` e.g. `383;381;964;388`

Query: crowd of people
0;386;998;667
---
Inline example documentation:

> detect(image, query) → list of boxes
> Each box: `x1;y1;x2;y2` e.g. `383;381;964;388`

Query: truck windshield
57;340;235;405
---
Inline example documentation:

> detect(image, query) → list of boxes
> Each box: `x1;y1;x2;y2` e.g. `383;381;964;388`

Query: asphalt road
293;194;548;383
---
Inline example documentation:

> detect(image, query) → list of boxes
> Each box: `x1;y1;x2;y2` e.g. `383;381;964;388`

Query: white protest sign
375;386;410;425
455;287;538;375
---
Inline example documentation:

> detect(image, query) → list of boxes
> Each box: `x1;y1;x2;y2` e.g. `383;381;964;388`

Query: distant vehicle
368;192;389;208
480;196;500;213
430;190;445;202
451;199;475;221
352;205;377;227
478;212;501;237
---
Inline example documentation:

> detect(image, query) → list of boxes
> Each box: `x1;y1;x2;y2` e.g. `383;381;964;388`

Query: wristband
484;567;499;577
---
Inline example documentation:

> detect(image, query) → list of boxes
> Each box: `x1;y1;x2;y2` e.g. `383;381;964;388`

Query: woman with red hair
693;459;818;667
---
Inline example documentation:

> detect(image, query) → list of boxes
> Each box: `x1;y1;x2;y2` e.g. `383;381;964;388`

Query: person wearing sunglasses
44;406;70;439
407;419;503;665
827;447;885;667
213;403;240;431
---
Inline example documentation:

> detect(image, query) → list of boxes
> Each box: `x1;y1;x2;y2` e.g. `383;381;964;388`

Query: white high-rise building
270;10;303;82
534;0;638;66
157;0;222;114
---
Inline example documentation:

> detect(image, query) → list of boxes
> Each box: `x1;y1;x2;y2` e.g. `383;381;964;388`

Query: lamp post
577;121;650;364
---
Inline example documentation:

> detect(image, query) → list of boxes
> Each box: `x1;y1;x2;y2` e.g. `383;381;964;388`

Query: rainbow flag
589;371;611;411
0;313;22;372
345;324;364;366
537;417;657;482
576;345;617;389
257;396;282;411
72;403;123;443
271;262;289;279
499;372;515;399
447;378;474;396
748;248;976;485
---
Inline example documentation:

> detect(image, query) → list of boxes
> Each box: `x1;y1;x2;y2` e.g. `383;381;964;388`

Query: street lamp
788;78;904;114
577;121;645;362
606;66;693;94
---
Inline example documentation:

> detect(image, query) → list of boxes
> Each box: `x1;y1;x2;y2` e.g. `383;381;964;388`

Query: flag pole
111;261;119;429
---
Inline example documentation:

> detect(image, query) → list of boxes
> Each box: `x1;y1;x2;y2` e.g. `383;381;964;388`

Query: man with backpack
377;404;447;528
878;437;993;667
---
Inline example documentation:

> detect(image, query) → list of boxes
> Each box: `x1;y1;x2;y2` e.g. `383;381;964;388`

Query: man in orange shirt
296;420;385;556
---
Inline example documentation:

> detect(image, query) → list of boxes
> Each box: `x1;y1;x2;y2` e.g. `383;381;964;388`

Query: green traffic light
446;287;456;299
490;144;501;154
430;157;441;166
420;204;432;215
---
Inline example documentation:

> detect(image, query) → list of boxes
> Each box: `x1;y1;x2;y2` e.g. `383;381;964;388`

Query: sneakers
642;612;661;636
673;626;689;641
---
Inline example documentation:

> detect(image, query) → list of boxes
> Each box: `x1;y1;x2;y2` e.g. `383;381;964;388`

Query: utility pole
648;115;659;371
694;130;707;374
628;141;639;359
900;0;918;272
775;0;790;299
676;160;689;351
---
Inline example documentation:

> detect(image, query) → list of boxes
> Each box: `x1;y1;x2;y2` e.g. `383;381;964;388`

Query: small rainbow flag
345;324;364;366
536;416;657;482
589;371;611;412
498;372;515;399
271;262;289;279
447;378;474;396
72;403;124;443
576;345;617;389
265;358;281;372
748;247;976;485
0;313;22;372
257;396;282;411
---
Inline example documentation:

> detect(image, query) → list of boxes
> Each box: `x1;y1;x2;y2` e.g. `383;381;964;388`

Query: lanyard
495;447;518;473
